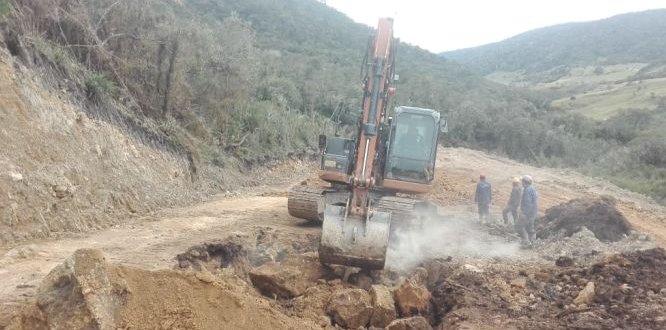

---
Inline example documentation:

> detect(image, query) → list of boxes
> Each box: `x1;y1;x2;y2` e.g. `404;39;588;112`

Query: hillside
0;0;552;243
442;9;666;75
0;0;664;250
441;9;666;119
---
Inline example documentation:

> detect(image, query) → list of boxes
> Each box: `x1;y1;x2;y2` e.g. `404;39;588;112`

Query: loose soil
1;147;665;329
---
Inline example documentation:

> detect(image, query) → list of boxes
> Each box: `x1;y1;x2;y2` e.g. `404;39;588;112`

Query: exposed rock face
326;288;373;329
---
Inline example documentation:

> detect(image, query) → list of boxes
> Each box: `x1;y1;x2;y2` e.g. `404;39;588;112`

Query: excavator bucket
318;203;391;269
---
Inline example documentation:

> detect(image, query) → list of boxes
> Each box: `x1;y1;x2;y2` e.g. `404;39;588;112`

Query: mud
537;196;633;242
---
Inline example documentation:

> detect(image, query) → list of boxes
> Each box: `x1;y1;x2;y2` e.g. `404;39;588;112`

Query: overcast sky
325;0;666;53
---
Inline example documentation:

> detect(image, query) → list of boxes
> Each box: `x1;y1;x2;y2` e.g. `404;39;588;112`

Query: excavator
288;18;447;270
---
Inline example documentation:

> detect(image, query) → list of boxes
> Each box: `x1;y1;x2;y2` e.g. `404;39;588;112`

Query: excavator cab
385;106;441;184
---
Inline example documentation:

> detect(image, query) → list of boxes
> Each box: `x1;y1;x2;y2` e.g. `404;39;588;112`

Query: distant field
486;63;666;120
551;77;666;120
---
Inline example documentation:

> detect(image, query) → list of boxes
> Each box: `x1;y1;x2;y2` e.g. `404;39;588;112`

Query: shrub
84;72;117;101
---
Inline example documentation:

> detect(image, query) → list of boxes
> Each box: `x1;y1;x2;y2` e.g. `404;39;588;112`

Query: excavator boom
317;18;396;269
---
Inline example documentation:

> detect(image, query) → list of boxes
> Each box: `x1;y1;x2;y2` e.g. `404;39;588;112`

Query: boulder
250;263;309;298
369;284;396;328
394;276;431;317
26;249;123;329
386;316;433;330
249;253;326;299
573;282;595;305
327;288;373;329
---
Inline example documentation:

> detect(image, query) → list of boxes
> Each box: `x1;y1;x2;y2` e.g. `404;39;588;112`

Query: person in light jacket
474;173;492;223
517;175;538;247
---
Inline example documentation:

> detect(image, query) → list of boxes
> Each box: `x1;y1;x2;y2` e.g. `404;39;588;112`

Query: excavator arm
317;18;397;269
349;18;395;217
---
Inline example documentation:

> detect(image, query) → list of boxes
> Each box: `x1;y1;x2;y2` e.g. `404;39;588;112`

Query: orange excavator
288;18;447;269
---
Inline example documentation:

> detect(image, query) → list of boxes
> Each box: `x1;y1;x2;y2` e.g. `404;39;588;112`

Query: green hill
442;9;666;75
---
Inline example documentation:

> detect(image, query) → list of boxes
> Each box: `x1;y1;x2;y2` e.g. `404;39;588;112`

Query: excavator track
374;196;437;230
287;185;326;222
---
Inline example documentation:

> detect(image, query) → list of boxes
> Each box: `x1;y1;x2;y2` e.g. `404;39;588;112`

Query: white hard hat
521;175;533;184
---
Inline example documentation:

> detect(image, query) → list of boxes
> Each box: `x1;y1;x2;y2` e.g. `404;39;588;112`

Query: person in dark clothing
502;177;522;225
474;173;492;223
516;175;538;247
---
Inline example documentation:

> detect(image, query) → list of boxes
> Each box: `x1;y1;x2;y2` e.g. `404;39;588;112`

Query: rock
8;171;23;182
326;288;373;329
318;316;330;327
349;272;373;290
410;267;429;285
555;256;574;267
194;272;216;283
463;264;482;273
31;249;122;329
369;284;396;328
573;282;595;305
510;277;527;289
534;271;550;281
394;277;431;317
386;316;433;330
249;254;326;299
52;185;70;198
249;254;325;298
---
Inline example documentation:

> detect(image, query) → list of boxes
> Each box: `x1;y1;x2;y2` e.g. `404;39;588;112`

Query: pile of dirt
11;232;665;330
546;248;666;329
537;196;632;242
422;248;666;330
12;248;319;330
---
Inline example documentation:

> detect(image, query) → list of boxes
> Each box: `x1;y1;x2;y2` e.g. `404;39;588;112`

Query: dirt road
0;187;319;324
1;147;665;328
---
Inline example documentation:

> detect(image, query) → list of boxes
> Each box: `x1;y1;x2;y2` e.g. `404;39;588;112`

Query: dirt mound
537;196;632;242
422;249;666;330
12;248;318;330
549;248;666;329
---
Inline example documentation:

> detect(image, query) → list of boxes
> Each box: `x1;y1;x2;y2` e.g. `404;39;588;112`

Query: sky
325;0;666;53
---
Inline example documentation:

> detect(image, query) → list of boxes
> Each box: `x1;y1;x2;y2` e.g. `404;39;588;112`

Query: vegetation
1;0;664;203
442;9;666;75
2;0;536;163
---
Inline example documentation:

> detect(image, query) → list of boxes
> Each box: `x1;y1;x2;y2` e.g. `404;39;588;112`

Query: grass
487;63;666;120
0;0;10;20
551;78;666;120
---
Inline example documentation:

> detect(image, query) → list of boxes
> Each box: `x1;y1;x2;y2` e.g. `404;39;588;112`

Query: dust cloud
386;215;519;272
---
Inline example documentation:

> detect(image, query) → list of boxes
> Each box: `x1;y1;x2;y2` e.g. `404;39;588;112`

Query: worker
474;173;492;223
399;124;428;159
502;177;522;225
516;175;538;247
